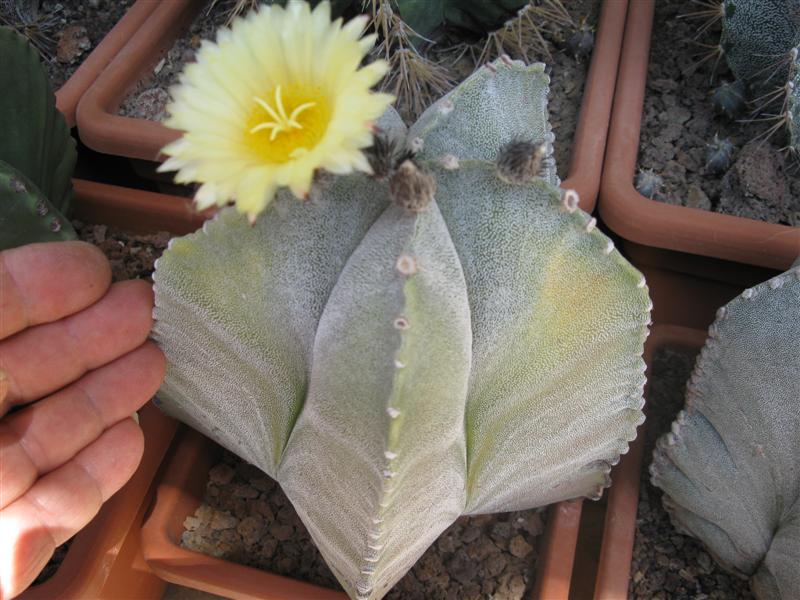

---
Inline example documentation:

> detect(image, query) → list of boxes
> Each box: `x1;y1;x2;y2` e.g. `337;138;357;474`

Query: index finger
0;241;111;340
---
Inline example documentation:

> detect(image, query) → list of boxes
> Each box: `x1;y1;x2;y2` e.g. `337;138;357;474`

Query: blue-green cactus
651;262;800;600
153;59;651;600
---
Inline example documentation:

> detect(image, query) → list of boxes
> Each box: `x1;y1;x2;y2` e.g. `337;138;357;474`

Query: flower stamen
250;85;317;141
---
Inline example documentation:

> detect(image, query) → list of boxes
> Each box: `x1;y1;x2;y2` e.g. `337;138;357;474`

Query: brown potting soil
181;449;546;600
0;0;135;90
118;0;598;181
629;347;753;600
638;0;800;226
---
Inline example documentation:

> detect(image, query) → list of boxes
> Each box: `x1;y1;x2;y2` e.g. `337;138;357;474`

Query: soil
181;449;546;600
628;347;753;600
637;0;800;226
118;0;599;180
0;0;135;90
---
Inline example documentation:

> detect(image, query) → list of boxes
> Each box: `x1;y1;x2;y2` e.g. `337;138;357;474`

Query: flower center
245;85;330;164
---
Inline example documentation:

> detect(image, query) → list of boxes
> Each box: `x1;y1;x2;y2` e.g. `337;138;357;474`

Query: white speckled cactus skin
153;59;651;600
650;261;800;600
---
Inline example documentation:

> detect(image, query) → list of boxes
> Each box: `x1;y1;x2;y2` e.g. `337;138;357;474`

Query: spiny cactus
0;160;75;249
635;168;663;200
0;26;77;250
651;262;800;600
706;0;800;152
711;79;747;119
153;59;651;600
719;0;800;88
705;133;735;174
393;0;528;40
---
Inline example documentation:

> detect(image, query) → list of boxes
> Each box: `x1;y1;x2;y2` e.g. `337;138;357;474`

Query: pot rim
598;0;800;272
55;0;159;128
75;0;633;214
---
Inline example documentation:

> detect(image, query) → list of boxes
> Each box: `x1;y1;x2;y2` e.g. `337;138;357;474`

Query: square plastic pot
75;0;632;213
598;0;800;273
55;0;160;127
140;427;584;600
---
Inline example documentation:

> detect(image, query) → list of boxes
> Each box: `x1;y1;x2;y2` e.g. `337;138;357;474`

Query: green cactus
650;262;800;600
395;0;528;39
720;0;800;87
153;59;651;600
0;26;77;249
714;0;800;152
0;160;75;249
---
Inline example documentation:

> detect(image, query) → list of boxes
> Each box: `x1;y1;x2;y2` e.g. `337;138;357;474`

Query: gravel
637;0;800;226
182;449;546;600
0;0;135;90
628;347;754;600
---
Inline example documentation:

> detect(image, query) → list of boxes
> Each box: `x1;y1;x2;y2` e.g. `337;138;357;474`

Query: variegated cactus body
153;60;651;600
651;263;800;600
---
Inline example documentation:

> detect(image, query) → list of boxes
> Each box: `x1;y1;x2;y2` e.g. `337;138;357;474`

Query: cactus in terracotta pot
705;0;800;151
0;26;77;249
650;261;800;600
153;4;651;599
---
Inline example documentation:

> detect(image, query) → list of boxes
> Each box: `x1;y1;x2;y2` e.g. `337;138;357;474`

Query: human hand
0;241;165;599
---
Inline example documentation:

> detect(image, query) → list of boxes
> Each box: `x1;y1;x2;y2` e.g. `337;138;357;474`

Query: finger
0;241;111;341
0;418;144;599
0;279;154;411
0;341;164;510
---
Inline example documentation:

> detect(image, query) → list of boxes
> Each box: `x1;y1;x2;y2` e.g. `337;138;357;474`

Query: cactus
394;0;528;39
719;0;800;88
705;134;735;174
635;168;663;199
153;59;651;600
650;261;800;600
566;18;594;61
0;26;77;249
0;160;75;249
711;79;747;119
709;0;800;153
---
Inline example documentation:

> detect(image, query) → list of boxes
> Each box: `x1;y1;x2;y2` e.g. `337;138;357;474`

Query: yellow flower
158;1;393;221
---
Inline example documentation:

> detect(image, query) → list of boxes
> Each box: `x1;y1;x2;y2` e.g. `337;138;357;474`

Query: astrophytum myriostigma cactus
153;59;652;600
651;261;800;600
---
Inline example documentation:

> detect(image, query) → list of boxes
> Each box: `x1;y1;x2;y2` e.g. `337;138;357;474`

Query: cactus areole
153;6;651;599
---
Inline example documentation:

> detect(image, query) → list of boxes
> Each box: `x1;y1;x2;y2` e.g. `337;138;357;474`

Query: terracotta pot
19;403;176;600
590;325;707;599
17;179;205;599
598;0;800;272
71;178;209;235
55;0;160;128
141;427;585;600
76;0;631;212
